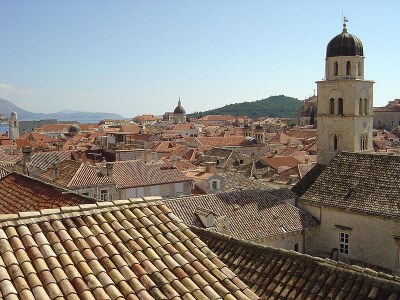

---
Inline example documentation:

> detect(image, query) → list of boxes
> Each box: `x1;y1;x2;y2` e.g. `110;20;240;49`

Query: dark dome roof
68;124;81;133
326;25;363;58
174;99;186;114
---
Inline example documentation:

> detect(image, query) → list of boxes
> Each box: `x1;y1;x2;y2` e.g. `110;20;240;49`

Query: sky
0;1;399;117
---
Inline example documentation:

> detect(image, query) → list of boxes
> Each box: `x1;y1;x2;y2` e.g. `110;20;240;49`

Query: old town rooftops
0;197;258;299
165;189;318;241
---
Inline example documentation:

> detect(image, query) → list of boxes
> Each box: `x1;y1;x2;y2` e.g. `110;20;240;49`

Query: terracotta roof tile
301;152;400;218
0;173;95;214
165;190;318;240
196;229;400;299
0;199;257;299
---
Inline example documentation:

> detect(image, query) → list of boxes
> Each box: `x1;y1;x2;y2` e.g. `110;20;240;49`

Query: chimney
106;162;113;177
52;162;60;181
216;216;230;235
99;162;107;176
204;161;216;173
22;146;32;174
144;149;152;163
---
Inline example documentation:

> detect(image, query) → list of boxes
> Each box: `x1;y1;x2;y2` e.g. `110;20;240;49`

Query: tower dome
326;23;363;58
174;98;186;114
68;124;81;135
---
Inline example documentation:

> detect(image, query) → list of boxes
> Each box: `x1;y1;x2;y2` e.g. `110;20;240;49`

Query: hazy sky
1;1;399;117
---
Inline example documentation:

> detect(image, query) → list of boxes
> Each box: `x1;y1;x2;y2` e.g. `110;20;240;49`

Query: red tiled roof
39;160;83;187
196;137;249;147
198;115;235;121
259;156;300;170
0;198;258;299
111;161;191;189
120;124;141;133
0;172;95;214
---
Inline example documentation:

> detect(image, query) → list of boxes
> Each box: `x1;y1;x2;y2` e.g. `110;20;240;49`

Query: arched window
329;98;335;115
360;135;367;151
346;61;351;76
357;62;362;76
338;98;344;115
334;135;338;150
364;98;368;115
359;98;363;115
334;62;339;76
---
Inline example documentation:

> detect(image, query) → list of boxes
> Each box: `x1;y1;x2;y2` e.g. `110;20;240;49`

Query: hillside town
0;15;400;300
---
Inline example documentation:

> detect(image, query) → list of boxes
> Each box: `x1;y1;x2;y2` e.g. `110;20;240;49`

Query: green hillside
189;95;303;119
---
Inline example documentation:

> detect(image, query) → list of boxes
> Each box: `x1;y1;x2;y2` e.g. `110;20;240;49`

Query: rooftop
301;152;400;218
195;229;400;299
0;197;257;299
165;189;318;241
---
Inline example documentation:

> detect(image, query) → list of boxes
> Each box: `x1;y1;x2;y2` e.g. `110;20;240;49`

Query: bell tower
317;20;374;165
8;111;19;140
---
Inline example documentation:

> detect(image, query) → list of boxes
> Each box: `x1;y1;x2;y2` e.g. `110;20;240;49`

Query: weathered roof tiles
0;198;258;299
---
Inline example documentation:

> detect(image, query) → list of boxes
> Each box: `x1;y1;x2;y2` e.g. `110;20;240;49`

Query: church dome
326;24;363;58
174;98;186;114
68;124;81;134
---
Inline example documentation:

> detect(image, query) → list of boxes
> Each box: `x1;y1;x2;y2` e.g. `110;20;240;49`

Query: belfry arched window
346;61;351;76
334;135;338;150
359;98;363;115
360;135;367;151
334;62;339;76
338;98;344;115
357;62;362;76
364;98;368;115
329;98;335;115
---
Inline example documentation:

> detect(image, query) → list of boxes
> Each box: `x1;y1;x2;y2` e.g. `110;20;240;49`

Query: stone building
298;152;400;274
373;99;400;130
298;94;317;126
317;21;374;165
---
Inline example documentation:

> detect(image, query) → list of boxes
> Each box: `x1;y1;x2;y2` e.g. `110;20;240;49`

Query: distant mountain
189;95;304;119
0;98;124;122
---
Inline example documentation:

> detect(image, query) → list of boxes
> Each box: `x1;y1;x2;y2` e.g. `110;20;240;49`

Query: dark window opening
329;98;335;115
338;98;344;115
334;62;339;76
346;61;351;76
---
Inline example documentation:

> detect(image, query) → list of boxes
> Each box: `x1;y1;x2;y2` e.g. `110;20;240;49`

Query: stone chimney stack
99;162;107;176
204;161;216;173
52;162;60;181
106;162;113;177
144;149;152;163
216;215;230;235
22;146;32;174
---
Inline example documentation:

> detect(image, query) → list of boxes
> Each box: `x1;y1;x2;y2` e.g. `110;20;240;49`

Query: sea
0;119;107;134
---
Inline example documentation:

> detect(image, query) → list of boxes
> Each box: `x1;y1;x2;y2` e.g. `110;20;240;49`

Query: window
211;180;219;190
360;135;366;151
338;98;344;115
359;98;363;115
357;62;361;76
364;98;368;115
334;61;339;76
100;189;108;201
334;135;338;151
294;243;299;252
329;98;335;115
340;232;349;254
346;61;351;76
